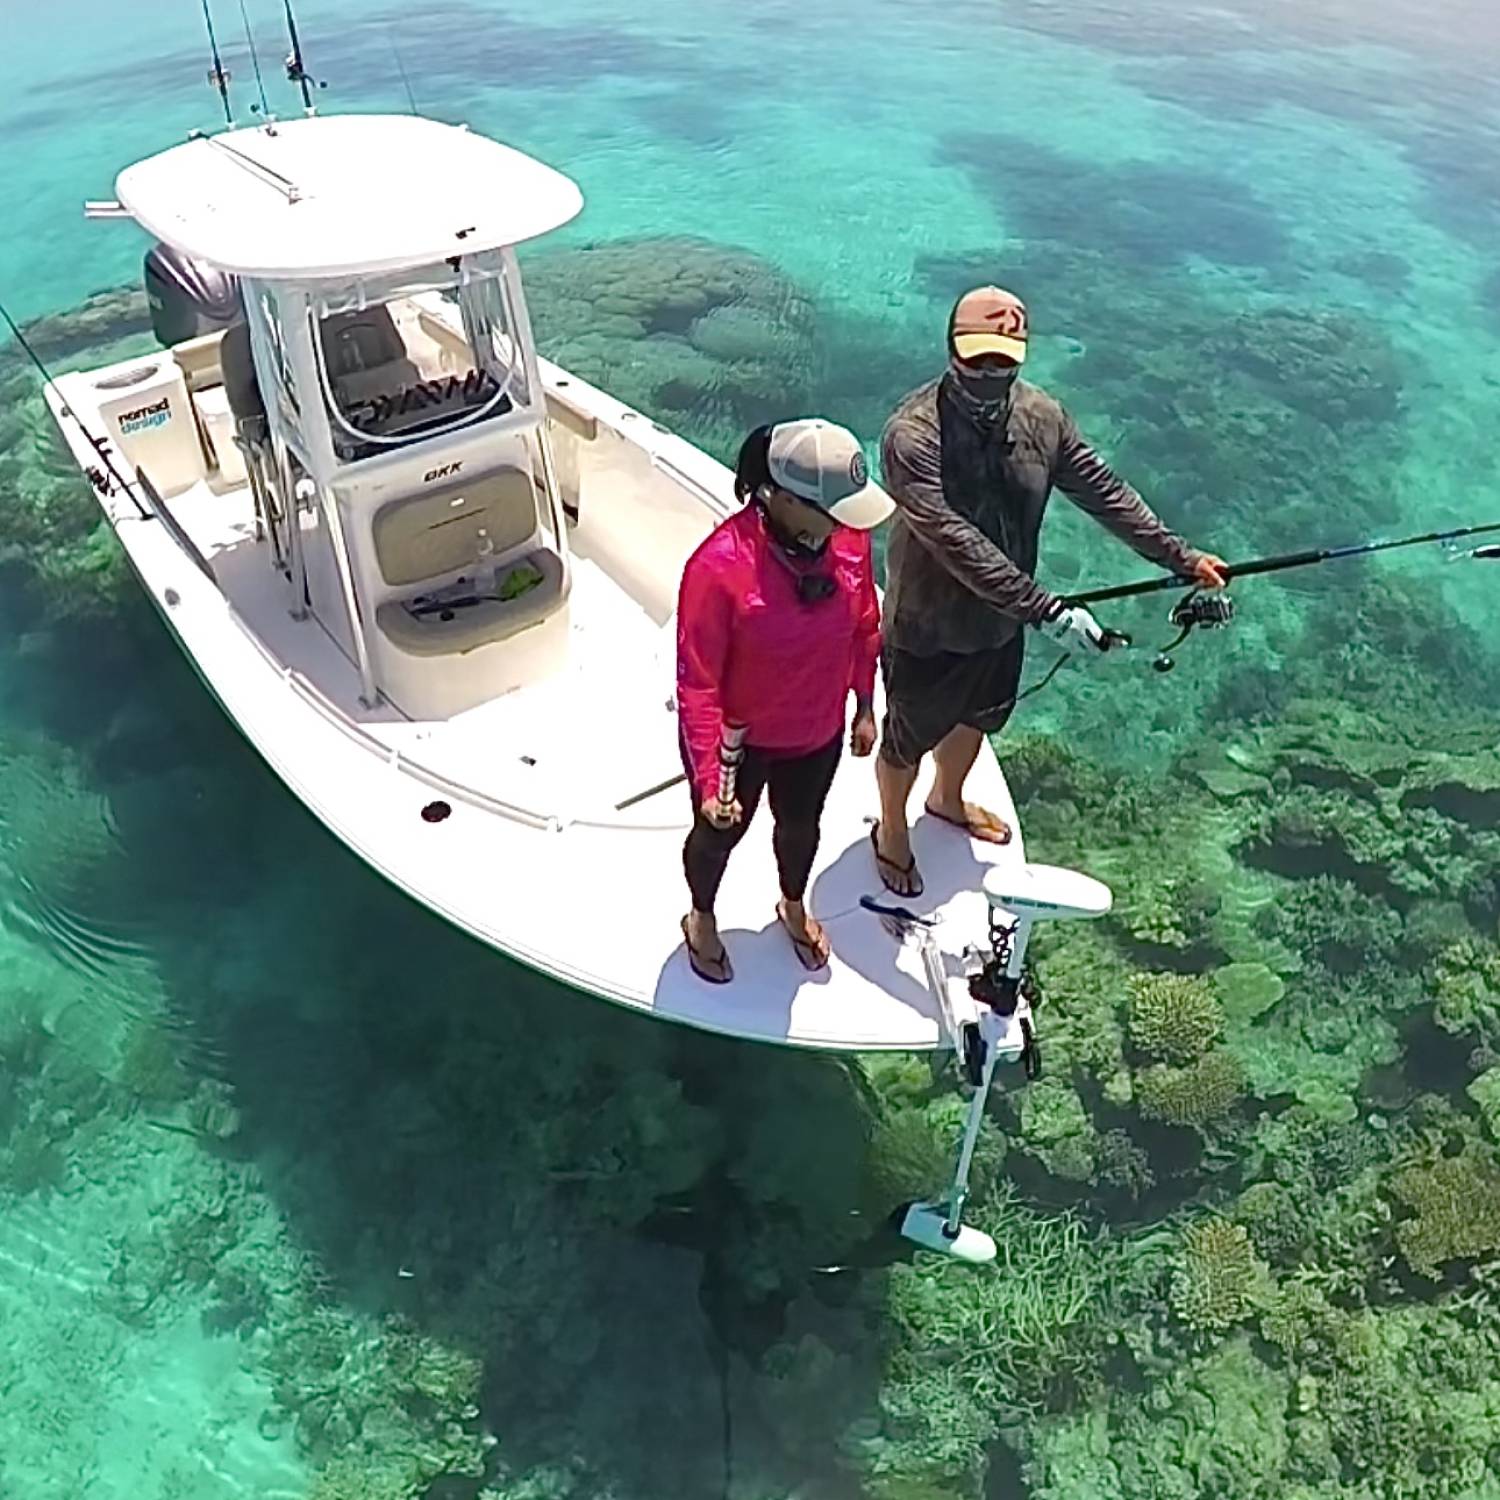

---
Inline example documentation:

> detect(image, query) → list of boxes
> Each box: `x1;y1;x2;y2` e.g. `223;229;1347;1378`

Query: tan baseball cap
950;286;1028;364
767;419;895;530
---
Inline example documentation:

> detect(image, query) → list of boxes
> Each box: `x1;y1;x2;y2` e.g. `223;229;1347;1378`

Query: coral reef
1390;1146;1500;1278
519;235;821;461
1127;971;1223;1063
1135;1050;1245;1127
1169;1218;1268;1332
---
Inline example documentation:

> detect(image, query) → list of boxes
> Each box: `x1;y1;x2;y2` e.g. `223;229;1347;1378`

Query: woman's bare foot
776;898;830;971
682;912;732;983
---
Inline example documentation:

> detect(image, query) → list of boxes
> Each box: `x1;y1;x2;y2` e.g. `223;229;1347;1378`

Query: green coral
1213;961;1286;1022
1170;1219;1268;1333
1429;938;1500;1040
1018;1076;1099;1183
1136;1050;1245;1127
1232;1181;1308;1263
1127;971;1223;1062
865;1190;1112;1492
1390;1146;1500;1278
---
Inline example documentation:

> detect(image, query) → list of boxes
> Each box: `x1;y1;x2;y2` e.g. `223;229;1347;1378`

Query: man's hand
851;705;877;757
702;796;743;830
1043;603;1110;656
1192;552;1230;589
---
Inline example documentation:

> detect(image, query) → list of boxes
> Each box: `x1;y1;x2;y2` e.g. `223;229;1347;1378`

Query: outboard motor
143;243;243;348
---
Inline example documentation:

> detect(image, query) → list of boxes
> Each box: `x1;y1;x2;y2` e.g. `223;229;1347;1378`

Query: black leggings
683;734;843;915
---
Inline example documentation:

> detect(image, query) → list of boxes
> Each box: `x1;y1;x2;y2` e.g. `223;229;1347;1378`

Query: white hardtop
115;113;584;280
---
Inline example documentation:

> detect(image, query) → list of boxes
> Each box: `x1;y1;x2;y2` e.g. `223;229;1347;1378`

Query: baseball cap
767;419;895;530
950;286;1028;364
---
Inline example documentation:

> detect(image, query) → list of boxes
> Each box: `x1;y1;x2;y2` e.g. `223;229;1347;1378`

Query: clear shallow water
2;1;1500;1496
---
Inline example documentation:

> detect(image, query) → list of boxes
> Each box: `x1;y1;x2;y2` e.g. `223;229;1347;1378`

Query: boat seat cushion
372;466;540;588
375;547;566;657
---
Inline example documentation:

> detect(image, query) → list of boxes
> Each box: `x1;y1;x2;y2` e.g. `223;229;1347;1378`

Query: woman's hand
851;705;878;758
702;795;743;830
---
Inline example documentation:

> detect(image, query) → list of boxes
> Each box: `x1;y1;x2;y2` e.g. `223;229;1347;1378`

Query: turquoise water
3;1;1500;1495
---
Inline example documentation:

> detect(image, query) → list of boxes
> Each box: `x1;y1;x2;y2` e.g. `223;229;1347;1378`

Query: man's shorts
879;637;1026;770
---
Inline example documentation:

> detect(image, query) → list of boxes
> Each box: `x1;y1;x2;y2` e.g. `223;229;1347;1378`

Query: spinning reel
1151;589;1236;674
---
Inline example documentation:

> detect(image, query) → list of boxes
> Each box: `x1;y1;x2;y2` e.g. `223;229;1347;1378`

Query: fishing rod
199;0;235;127
237;0;272;117
282;0;326;114
1064;519;1500;674
1069;520;1500;605
0;299;147;520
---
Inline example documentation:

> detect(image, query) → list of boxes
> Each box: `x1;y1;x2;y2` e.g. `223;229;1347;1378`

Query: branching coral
1136;1050;1245;1127
1127;971;1223;1062
1170;1218;1268;1333
866;1188;1113;1492
1390;1146;1500;1278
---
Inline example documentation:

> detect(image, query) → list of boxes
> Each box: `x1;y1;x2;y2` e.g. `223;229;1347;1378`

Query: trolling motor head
1153;590;1236;673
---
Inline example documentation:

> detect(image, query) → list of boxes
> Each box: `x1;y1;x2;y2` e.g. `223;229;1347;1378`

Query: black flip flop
681;915;732;984
870;822;924;898
776;902;830;972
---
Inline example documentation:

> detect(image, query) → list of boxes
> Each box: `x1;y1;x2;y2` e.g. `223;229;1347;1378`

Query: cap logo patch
982;304;1027;338
849;450;868;487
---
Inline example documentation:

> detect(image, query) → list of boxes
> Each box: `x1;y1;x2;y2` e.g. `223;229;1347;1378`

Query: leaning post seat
370;465;567;657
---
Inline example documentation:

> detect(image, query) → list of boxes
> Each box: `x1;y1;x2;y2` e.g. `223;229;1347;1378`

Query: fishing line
0;298;145;518
237;0;272;117
387;28;420;115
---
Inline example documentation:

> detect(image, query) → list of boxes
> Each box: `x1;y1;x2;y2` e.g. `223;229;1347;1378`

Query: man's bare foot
682;912;732;983
871;821;923;897
776;898;830;971
924;799;1012;845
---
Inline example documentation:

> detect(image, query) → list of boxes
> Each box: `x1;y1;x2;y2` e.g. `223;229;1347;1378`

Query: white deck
46;361;1027;1053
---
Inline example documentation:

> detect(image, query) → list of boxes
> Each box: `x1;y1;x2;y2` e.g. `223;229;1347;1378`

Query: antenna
236;0;271;117
281;0;326;115
199;0;235;127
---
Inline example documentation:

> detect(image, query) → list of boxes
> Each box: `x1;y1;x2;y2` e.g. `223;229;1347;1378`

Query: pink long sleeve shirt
676;506;881;802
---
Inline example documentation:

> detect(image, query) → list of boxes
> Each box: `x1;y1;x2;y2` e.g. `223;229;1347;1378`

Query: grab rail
134;466;217;584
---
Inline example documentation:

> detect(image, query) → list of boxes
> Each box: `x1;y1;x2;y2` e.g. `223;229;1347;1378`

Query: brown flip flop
776;901;830;972
925;801;1013;845
870;822;924;898
681;915;732;984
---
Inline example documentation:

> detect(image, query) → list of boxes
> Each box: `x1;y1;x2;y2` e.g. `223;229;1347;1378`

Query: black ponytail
734;425;775;504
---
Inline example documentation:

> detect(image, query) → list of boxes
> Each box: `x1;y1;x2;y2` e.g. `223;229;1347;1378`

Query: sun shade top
116;114;584;280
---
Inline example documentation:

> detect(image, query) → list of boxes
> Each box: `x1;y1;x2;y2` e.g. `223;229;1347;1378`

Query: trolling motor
863;861;1112;1264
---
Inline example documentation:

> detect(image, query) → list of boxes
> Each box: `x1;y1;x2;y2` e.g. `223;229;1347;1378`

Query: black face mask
946;357;1018;424
756;495;830;563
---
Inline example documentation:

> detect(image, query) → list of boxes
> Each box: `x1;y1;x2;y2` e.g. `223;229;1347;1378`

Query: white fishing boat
40;92;1114;1257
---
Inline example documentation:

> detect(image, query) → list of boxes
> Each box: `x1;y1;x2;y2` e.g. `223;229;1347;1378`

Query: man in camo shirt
870;286;1226;897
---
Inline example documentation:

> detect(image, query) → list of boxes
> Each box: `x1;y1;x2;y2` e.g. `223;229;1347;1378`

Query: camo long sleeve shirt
879;376;1201;656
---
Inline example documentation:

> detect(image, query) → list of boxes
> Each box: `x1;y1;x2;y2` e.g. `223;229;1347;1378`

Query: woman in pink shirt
676;419;894;983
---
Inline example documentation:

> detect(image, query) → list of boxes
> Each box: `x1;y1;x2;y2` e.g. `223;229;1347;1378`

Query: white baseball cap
767;419;895;530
